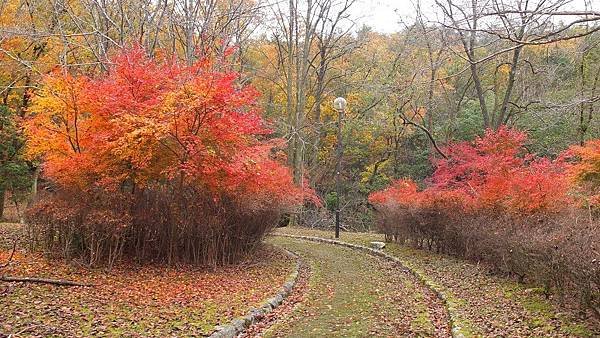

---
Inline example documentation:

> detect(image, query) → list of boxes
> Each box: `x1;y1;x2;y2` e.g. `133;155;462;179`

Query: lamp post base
335;210;340;238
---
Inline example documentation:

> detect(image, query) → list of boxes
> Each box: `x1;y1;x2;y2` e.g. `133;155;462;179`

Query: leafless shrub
27;186;282;268
375;206;600;314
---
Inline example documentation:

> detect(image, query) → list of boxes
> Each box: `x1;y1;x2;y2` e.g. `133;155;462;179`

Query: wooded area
1;0;600;335
1;0;597;226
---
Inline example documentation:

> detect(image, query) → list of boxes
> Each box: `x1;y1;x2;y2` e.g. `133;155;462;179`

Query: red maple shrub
25;48;315;267
567;139;600;208
369;127;600;313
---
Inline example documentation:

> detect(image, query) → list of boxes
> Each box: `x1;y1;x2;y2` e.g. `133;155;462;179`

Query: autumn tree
369;127;600;312
26;48;312;266
568;139;600;206
1;0;599;234
433;0;600;129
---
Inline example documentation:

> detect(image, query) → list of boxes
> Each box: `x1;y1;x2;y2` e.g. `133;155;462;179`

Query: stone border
274;233;463;338
209;249;302;338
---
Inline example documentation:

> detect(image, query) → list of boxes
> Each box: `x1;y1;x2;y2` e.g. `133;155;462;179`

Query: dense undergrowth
369;128;600;315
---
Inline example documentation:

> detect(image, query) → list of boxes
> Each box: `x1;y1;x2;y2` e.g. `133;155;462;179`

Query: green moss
265;237;438;337
563;323;594;337
522;297;553;317
455;318;479;337
412;311;433;333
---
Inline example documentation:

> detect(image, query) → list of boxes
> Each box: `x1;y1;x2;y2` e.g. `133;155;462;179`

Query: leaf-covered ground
0;223;295;337
261;236;450;337
4;220;598;337
274;226;600;337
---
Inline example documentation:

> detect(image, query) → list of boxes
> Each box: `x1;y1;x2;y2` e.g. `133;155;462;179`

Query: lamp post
333;97;347;239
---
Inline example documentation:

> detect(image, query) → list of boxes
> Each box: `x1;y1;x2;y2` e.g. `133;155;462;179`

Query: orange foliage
27;47;313;210
566;139;600;207
25;47;316;266
371;127;575;215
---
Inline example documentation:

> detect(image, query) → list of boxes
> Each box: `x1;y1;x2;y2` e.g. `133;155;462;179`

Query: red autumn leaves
370;127;598;215
26;48;313;211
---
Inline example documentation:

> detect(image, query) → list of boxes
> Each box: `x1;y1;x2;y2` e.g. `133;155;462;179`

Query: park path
260;236;450;337
267;227;600;337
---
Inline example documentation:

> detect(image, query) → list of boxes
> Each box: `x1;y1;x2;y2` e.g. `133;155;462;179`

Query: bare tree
263;0;358;184
434;0;600;129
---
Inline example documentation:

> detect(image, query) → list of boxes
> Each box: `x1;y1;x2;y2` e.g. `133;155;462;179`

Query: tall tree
435;0;600;129
0;106;30;219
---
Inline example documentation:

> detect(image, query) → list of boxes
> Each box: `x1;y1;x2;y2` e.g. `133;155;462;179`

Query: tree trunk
286;0;297;227
496;27;525;128
0;188;5;220
455;0;491;129
28;166;40;207
310;49;327;182
286;0;296;170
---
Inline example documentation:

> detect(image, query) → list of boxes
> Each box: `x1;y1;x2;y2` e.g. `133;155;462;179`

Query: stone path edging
209;248;302;338
273;233;463;338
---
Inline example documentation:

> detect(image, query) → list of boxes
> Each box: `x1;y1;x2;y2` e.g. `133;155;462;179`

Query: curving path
259;236;451;337
267;227;600;337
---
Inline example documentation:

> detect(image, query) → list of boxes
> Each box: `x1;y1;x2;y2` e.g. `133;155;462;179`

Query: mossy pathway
262;236;450;337
272;227;600;337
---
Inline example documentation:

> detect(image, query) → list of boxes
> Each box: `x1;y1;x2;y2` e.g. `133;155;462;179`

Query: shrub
25;47;314;267
370;127;600;313
567;139;600;208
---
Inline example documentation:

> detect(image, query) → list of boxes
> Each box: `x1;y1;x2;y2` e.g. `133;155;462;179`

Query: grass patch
264;236;442;337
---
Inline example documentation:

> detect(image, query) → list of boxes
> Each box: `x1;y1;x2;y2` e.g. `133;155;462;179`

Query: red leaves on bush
370;128;600;314
501;158;571;213
24;47;318;266
368;179;420;209
371;127;572;215
27;47;315;210
566;139;600;207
